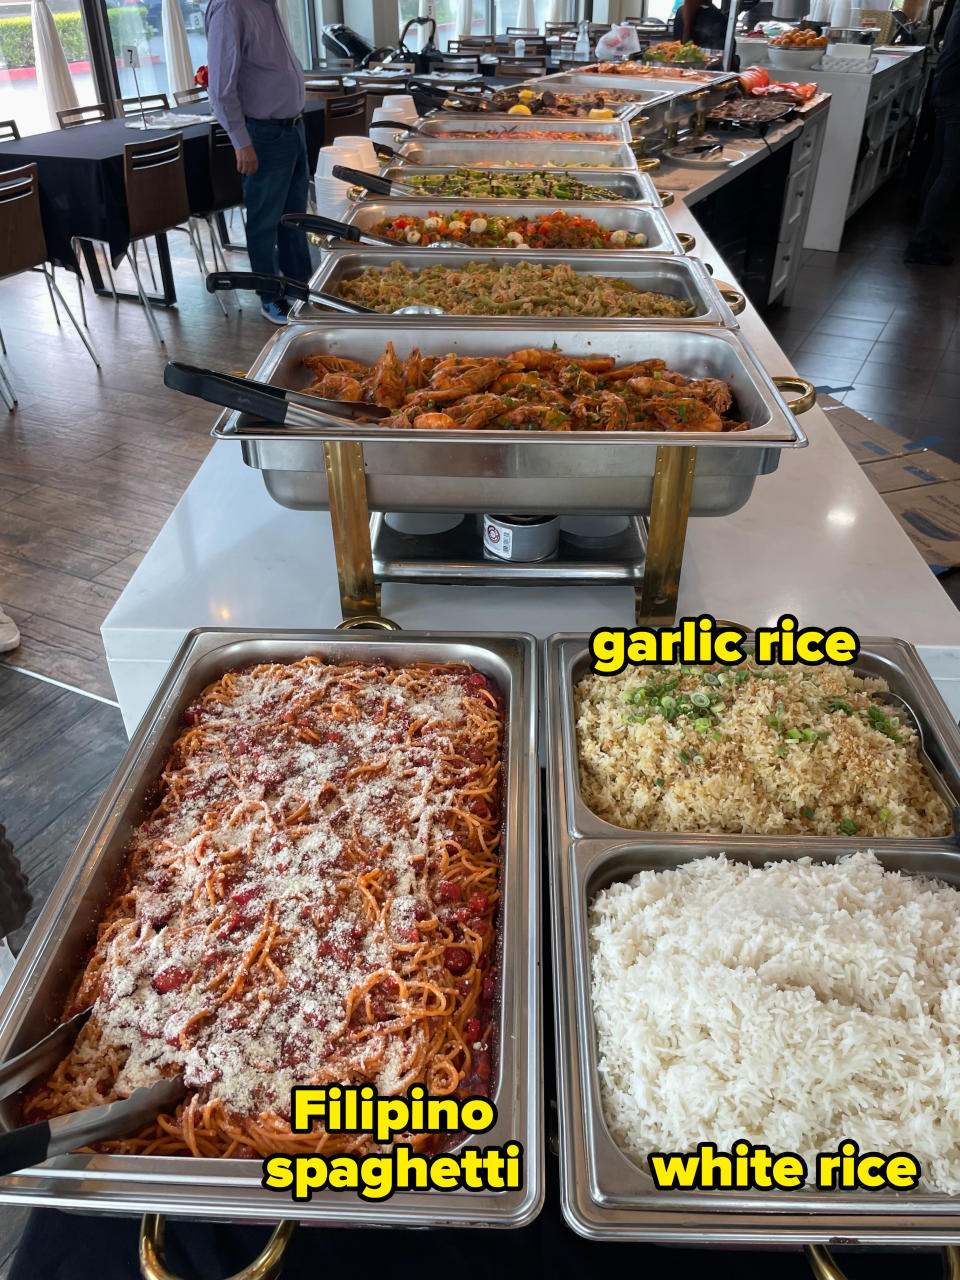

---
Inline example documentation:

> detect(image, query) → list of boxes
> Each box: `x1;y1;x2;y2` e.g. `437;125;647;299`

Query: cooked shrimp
307;373;364;401
506;349;615;373
401;349;429;392
303;354;368;377
362;342;406;409
570;392;629;432
412;412;460;430
687;377;733;414
444;394;506;430
604;359;667;381
637;397;723;432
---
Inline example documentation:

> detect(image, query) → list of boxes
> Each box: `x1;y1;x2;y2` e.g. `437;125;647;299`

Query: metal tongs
0;1010;185;1176
206;271;444;316
163;362;390;432
280;212;461;250
331;164;419;197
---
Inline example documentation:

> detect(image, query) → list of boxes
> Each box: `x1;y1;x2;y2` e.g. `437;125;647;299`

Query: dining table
0;99;325;306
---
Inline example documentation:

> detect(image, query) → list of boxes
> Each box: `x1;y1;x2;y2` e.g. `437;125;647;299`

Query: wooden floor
0;233;273;699
0;663;127;1274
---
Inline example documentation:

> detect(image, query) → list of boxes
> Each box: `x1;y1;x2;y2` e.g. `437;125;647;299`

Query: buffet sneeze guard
210;323;812;627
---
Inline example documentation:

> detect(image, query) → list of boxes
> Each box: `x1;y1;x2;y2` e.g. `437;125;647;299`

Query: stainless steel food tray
546;633;960;1240
339;199;684;255
549;633;960;850
573;65;739;86
549;834;960;1242
391;138;640;171
0;628;541;1226
407;114;634;143
524;76;676;110
298;249;735;326
212;323;807;516
379;165;663;204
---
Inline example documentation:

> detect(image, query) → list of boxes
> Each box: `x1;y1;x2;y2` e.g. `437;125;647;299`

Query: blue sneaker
260;298;290;325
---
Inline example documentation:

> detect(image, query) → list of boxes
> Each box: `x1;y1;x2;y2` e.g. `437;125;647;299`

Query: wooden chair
187;123;244;316
57;102;109;128
323;91;367;145
506;26;539;35
122;133;190;344
436;56;481;73
506;36;548;54
495;57;548;76
116;93;170;117
545;21;577;35
0;121;19;143
0;163;99;408
457;34;497;52
173;87;208;106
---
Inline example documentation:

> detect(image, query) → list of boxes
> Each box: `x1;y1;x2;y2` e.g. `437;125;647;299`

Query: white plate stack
314;145;360;220
370;94;418;151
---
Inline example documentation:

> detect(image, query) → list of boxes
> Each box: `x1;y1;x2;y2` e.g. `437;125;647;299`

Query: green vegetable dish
398;168;627;202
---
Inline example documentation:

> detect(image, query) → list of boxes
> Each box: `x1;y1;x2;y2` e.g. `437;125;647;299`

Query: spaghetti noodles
24;657;503;1159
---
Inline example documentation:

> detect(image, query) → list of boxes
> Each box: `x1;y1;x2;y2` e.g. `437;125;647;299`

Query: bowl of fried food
768;28;827;68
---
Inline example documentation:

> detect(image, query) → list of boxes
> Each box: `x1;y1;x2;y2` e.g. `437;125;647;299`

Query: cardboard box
884;482;960;571
827;398;960;570
861;451;960;495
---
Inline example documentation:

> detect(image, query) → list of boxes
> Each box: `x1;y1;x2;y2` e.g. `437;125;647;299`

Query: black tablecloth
0;100;324;272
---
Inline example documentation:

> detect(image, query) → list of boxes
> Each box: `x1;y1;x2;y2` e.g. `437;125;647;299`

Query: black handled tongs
163;362;390;431
279;213;397;247
331;165;418;196
205;271;376;315
0;1011;185;1176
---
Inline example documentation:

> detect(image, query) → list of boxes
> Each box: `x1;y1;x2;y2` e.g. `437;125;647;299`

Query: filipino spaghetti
23;657;503;1159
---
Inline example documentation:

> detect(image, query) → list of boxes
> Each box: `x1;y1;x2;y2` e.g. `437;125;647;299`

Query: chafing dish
551;633;960;849
407;114;634;144
296;249;738;325
336;199;684;255
530;72;737;138
211;323;808;516
378;165;663;203
390;138;640;171
547;634;960;1243
0;628;541;1227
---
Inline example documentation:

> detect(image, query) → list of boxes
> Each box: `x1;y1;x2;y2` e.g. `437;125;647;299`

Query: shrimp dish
300;345;749;433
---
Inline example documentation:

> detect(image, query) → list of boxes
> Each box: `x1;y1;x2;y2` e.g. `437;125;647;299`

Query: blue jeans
242;117;311;300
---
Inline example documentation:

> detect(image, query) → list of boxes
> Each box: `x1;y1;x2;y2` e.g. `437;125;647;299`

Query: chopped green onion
691;692;710;708
879;807;891;822
661;695;676;710
679;750;691;765
802;805;815;820
654;777;664;788
694;717;710;732
693;754;704;764
839;818;858;836
711;730;722;741
785;727;802;740
777;747;788;757
621;689;635;704
703;673;720;686
633;689;647;704
767;715;783;731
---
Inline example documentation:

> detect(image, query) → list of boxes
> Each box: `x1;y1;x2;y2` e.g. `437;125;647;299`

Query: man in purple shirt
205;0;311;323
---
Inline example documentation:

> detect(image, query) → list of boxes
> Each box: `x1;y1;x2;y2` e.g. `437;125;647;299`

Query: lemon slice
589;107;615;119
507;103;532;114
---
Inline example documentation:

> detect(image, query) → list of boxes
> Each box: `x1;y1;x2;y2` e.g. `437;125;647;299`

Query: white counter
102;201;960;733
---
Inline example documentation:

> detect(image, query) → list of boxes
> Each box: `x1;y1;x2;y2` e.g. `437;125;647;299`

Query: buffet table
101;196;960;734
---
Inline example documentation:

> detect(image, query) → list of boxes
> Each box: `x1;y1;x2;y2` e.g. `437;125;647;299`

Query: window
107;0;210;100
494;0;567;31
397;1;489;52
0;0;100;134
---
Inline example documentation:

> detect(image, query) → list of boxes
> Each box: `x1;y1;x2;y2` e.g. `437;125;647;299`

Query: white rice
589;851;960;1193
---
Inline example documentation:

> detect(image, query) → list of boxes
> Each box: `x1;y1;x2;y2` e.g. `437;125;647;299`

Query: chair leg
71;241;88;328
42;267;101;369
125;248;164;346
0;325;7;356
43;269;61;326
0;360;17;410
211;225;241;310
189;219;228;317
102;248;119;304
142;239;159;292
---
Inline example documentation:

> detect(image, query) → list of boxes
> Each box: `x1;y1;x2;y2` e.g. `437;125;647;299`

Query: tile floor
768;191;960;458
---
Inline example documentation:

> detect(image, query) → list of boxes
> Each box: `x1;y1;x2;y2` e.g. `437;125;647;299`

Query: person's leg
241;119;292;301
277;119;312;285
907;107;960;262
